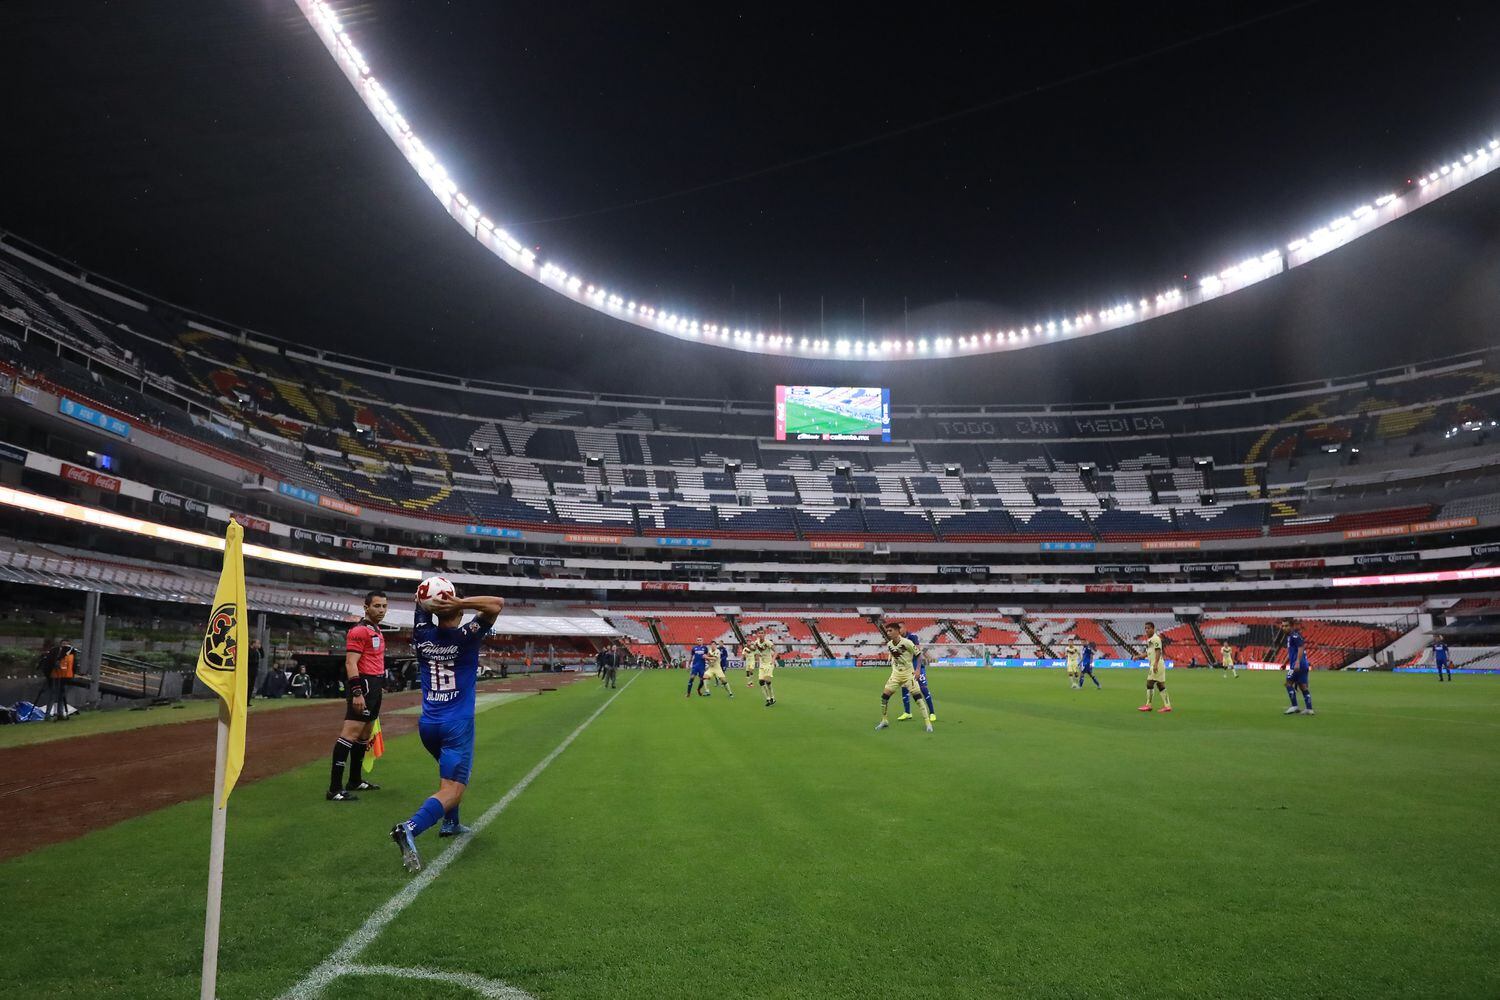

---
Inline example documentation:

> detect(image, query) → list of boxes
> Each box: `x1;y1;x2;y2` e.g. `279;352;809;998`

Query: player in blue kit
1433;636;1452;681
686;638;709;698
1078;640;1101;689
896;627;936;722
1280;619;1314;716
390;591;504;874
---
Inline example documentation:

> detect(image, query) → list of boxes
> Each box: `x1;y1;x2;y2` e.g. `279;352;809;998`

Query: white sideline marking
278;676;636;1000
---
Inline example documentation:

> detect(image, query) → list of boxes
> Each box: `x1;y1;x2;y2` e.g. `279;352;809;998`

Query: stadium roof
3;1;1498;401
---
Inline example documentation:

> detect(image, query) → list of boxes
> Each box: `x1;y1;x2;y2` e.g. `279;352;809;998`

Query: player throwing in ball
1137;621;1172;713
877;622;932;733
390;590;504;873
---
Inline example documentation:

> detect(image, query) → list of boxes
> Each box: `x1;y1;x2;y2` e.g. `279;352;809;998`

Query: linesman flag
195;520;248;807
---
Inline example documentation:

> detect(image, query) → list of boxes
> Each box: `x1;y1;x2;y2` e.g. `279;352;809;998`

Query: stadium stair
804;618;835;658
726;614;747;644
1011;614;1056;658
645;618;673;667
1103;620;1139;657
1186;618;1215;665
937;619;968;643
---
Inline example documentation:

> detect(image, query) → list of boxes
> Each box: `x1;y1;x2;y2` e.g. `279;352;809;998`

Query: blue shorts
419;717;475;785
1286;668;1309;686
690;665;706;677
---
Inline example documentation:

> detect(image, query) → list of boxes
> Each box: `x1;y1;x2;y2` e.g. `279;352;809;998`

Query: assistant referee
327;590;388;801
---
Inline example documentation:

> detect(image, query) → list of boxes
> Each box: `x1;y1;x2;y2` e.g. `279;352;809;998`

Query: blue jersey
719;646;729;669
412;611;487;725
1081;646;1095;669
1434;643;1450;666
905;633;925;675
688;645;708;672
1285;629;1304;667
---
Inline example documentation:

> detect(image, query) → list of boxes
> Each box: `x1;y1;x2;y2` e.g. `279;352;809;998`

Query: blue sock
408;796;446;837
1287;687;1298;707
1302;690;1313;710
444;806;460;828
901;689;911;712
687;677;694;694
924;693;935;714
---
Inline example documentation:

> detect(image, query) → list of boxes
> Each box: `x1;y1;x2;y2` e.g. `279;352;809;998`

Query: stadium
3;3;1499;998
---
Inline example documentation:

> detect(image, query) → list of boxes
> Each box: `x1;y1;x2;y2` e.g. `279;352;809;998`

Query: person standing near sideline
247;639;263;700
39;638;78;722
326;591;388;802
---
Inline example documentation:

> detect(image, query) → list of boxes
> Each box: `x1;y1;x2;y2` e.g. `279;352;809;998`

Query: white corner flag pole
200;703;230;1000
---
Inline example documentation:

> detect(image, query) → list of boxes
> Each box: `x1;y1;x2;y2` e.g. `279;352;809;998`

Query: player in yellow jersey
1064;640;1082;689
1137;621;1172;713
1220;641;1237;678
704;641;734;698
876;622;932;733
748;634;778;707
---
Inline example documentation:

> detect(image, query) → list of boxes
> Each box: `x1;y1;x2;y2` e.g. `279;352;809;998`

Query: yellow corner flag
195;520;248;807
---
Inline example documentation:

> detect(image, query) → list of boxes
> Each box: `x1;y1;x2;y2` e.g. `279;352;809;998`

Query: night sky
2;0;1498;403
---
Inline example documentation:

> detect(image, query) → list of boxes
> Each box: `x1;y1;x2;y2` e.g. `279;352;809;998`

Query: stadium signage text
564;533;622;545
278;482;320;504
872;584;919;594
1006;415;1170;437
0;441;27;465
1344;516;1478;540
1269;558;1325;570
510;556;564;568
1095;564;1150;575
60;462;120;492
1182;562;1240;573
1472;543;1500;557
671;561;720;572
395;546;444;560
319;496;362;516
153;489;209;516
465;525;522;539
290;527;336;546
642;581;689;591
656;537;712;548
58;397;130;438
1353;552;1421;566
937;565;990;577
810;540;866;550
1085;583;1133;593
342;538;388;554
1141;538;1200;550
1040;541;1095;551
229;513;270;533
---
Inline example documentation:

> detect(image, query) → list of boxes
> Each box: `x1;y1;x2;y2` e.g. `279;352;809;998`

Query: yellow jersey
1144;633;1164;667
1065;644;1080;669
1220;644;1234;666
886;636;919;672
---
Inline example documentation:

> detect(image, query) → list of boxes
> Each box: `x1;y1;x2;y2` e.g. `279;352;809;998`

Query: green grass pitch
4;669;1498;999
782;398;883;437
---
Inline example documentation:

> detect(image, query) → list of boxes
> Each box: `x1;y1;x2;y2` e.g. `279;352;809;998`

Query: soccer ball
416;575;456;610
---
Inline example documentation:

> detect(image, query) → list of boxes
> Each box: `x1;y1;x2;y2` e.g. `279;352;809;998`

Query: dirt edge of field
0;673;581;862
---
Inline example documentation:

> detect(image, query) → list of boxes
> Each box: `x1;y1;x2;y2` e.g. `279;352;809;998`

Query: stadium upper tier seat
2;233;1497;547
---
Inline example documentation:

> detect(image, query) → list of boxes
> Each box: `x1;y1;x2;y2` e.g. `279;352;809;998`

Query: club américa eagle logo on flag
201;601;239;672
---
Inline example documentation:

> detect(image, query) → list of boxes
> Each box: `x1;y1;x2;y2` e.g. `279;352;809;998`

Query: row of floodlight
300;0;1496;362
